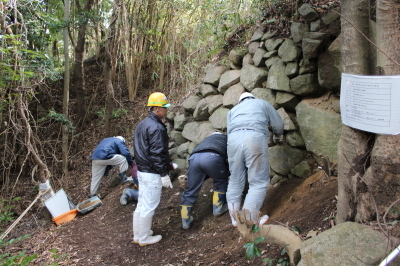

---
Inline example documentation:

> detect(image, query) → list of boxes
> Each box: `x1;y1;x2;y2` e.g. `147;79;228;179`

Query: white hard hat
238;92;255;103
115;136;125;143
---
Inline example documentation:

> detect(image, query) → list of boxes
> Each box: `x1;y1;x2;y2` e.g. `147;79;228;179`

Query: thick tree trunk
336;0;373;223
338;0;400;223
72;0;95;129
103;0;120;136
356;0;400;222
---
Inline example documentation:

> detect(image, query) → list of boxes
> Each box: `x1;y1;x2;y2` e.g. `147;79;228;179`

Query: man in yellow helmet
132;92;173;246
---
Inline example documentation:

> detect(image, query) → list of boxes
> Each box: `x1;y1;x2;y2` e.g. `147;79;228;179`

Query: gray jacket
227;98;284;137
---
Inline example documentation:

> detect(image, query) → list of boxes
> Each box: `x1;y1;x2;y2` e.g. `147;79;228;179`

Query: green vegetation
0;198;21;226
243;224;292;265
0;235;38;266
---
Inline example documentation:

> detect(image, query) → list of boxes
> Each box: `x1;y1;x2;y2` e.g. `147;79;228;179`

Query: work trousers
226;130;270;212
134;171;162;217
180;152;229;206
90;154;129;194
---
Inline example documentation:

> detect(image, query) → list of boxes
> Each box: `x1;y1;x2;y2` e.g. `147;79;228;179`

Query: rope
0;188;50;240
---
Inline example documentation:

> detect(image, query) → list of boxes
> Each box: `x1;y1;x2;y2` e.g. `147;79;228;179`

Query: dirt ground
2;165;339;265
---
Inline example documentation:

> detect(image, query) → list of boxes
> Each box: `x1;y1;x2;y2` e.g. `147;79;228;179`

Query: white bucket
44;189;75;218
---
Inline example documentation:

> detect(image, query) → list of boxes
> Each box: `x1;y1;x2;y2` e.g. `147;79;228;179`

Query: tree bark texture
337;0;374;223
103;0;120;137
356;0;400;221
73;0;95;128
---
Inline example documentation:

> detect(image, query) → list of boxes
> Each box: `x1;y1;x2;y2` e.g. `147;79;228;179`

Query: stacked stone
167;4;342;186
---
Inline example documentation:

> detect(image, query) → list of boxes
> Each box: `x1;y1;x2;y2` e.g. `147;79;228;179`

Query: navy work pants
180;152;229;206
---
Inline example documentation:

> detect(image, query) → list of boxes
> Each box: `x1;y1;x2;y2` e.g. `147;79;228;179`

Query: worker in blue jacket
89;136;134;198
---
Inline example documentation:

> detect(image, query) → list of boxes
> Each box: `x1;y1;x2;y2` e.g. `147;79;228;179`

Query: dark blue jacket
91;137;134;166
134;112;170;176
191;134;228;161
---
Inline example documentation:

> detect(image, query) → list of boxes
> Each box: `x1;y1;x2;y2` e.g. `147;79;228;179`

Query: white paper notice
340;73;400;135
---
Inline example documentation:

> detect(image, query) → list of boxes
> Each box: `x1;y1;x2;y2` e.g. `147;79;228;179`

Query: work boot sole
138;235;162;246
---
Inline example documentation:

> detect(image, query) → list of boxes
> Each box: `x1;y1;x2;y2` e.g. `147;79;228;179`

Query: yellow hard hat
147;92;171;107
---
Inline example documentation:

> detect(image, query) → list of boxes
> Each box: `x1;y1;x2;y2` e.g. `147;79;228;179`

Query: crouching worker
180;132;230;229
120;188;139;205
120;161;139;205
88;136;134;198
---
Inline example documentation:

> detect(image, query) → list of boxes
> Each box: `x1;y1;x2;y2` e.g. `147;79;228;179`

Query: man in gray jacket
226;92;284;226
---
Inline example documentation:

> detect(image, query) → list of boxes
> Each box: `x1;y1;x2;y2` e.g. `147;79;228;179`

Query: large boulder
229;49;245;66
275;91;299;112
318;35;342;92
174;113;189;131
223;83;245;108
199;84;218;98
269;145;307;175
206;94;223;115
295;222;397;265
183;95;201;113
290;22;309;43
298;3;319;22
253;48;267;67
203;65;229;86
182;121;214;143
250;28;264;42
295;93;341;161
240;65;268;92
266;60;291;92
290;73;320;96
218;70;241;93
248;42;260;55
209;107;230;131
170;130;187;145
264;38;284;52
278;39;301;62
193;98;210;121
302;38;324;59
252;87;278;108
286;131;306;148
242;53;254;66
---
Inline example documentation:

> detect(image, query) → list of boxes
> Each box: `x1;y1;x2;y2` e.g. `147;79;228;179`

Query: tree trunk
356;0;400;222
338;0;400;223
103;0;120;136
72;0;95;129
336;0;373;223
62;0;70;175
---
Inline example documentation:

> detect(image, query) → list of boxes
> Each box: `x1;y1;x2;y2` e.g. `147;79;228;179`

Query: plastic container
44;189;75;218
52;209;78;225
77;196;102;214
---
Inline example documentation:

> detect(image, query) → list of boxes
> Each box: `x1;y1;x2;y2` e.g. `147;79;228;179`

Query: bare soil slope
4;167;338;265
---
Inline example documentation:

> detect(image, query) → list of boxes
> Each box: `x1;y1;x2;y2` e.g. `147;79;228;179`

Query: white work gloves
161;175;173;188
273;134;283;144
